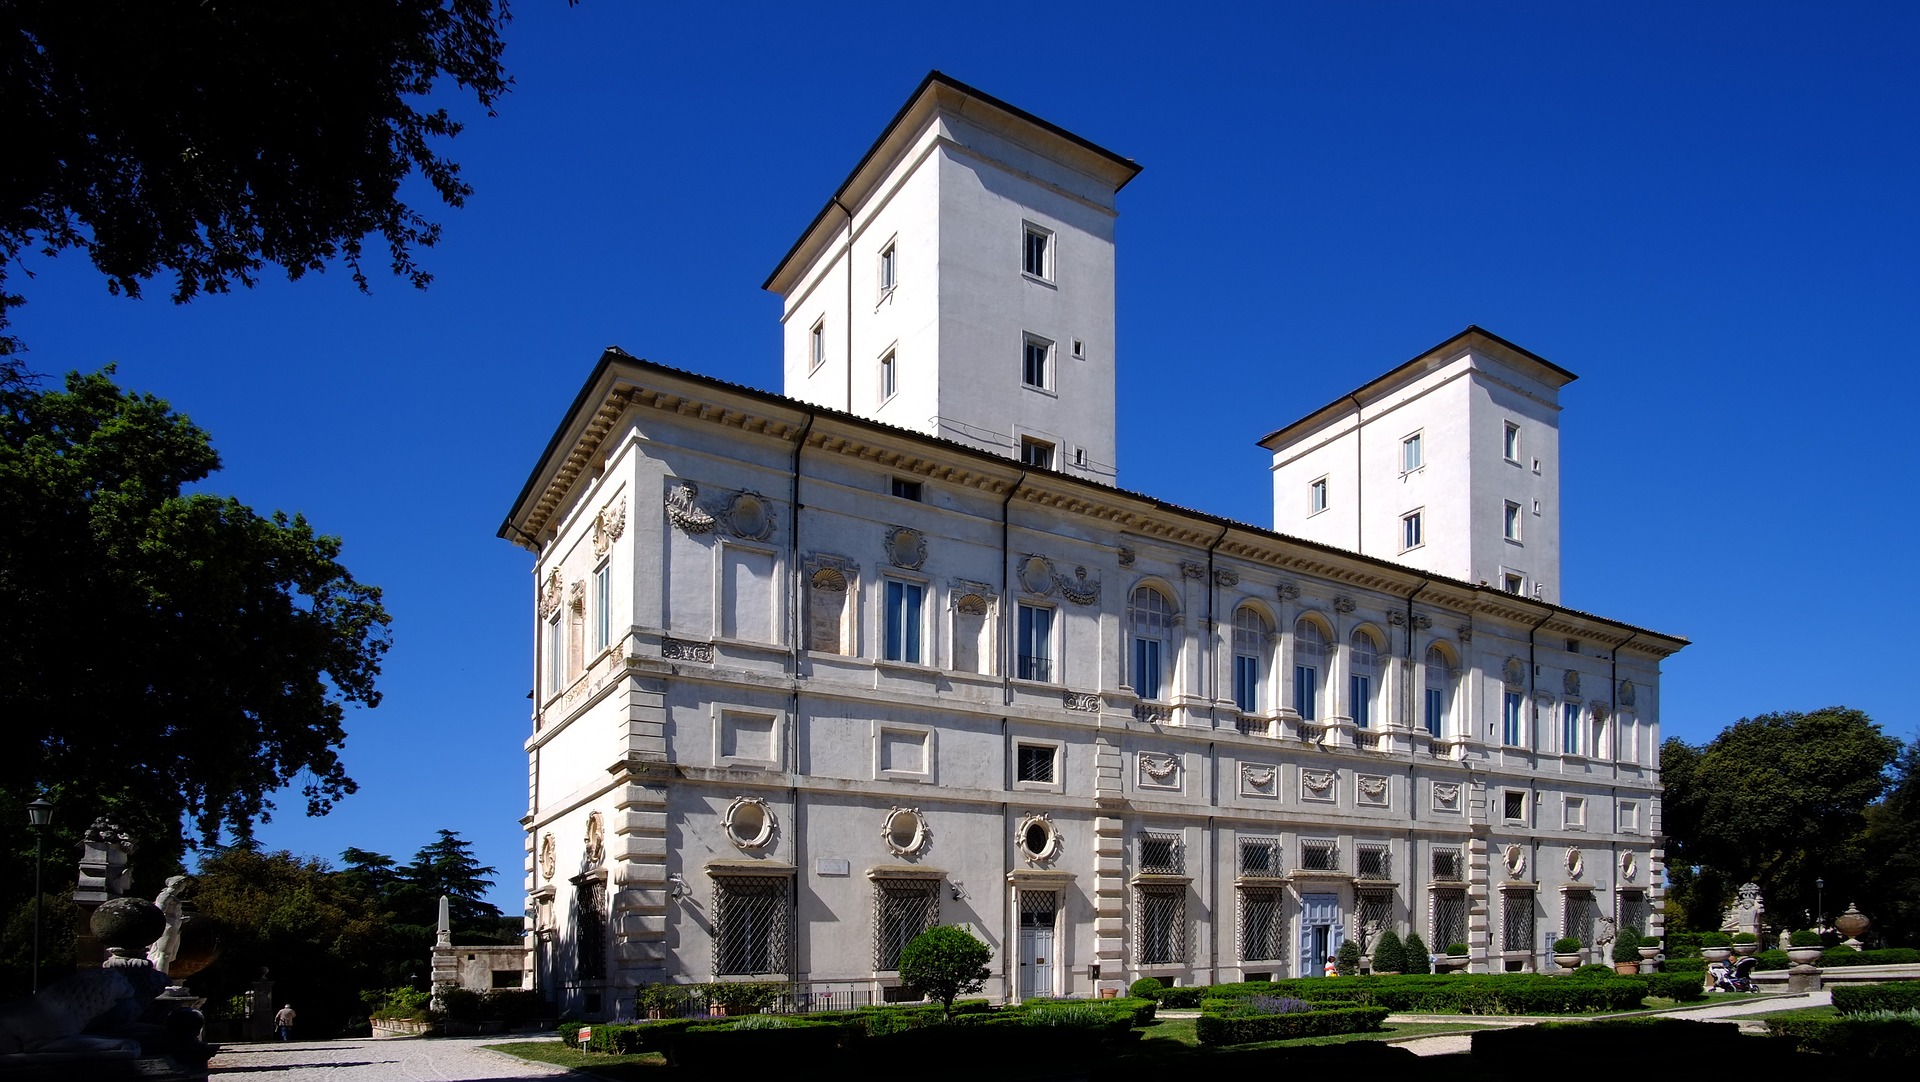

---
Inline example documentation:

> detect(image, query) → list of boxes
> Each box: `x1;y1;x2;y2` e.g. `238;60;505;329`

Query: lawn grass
1746;1004;1838;1023
484;1040;665;1078
1130;1017;1487;1055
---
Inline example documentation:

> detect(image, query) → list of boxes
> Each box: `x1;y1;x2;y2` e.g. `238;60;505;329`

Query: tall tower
1258;327;1574;603
764;72;1140;483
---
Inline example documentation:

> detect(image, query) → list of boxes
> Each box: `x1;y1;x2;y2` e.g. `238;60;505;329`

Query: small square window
1022;334;1053;390
1401;510;1423;552
891;477;922;501
1432;848;1463;881
1504;501;1522;542
1309;476;1328;515
879;349;897;403
879;241;897;296
1402;432;1423;473
1565;796;1586;829
1020;437;1055;470
1016;743;1056;784
809;319;826;372
1503;790;1527;822
1023;224;1052;280
1239;837;1282;876
1070;338;1085;360
1503;573;1524;595
1503;422;1521;462
1140;832;1182;875
1301;839;1338;871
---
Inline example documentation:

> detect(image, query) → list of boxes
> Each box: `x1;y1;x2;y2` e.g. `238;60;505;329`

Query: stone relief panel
1137;751;1181;791
1619;680;1637;706
1503;657;1527;690
664;481;716;534
1240;763;1278;799
1055;565;1100;606
592;496;627;557
723;490;776;541
1566;847;1585;879
538;570;563;620
1301;768;1337;803
882;807;930;857
584;812;605;866
539;833;556;881
1563;669;1581;697
1503;843;1527;879
885;526;928;570
1620;851;1639;883
1431;781;1462;814
660;636;715;663
1017;554;1056;596
1062;692;1101;713
723;796;776;850
1356;774;1390;808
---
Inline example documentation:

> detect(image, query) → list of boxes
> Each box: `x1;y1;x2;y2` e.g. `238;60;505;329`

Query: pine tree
1373;928;1406;974
395;829;501;936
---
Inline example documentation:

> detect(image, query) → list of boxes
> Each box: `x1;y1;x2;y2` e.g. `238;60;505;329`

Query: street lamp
26;793;54;996
1816;878;1825;932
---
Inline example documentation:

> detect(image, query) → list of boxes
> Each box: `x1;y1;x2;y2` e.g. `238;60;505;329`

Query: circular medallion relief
886;526;927;569
539;833;556;881
584;812;605;865
1620;851;1638;883
1018;555;1055;596
1016;814;1060;863
727;491;774;540
1566;847;1584;879
882;807;928;856
724;797;776;850
1503;843;1527;878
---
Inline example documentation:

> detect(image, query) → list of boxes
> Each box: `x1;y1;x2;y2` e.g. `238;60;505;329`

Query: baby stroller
1705;956;1757;993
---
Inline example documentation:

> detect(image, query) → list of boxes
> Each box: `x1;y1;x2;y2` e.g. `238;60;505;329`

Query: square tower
764;72;1140;482
1258;327;1575;603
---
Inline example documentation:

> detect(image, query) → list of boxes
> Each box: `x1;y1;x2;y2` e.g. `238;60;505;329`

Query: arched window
1232;607;1270;714
1130;586;1175;701
1423;644;1454;737
1293;618;1326;720
1349;628;1380;729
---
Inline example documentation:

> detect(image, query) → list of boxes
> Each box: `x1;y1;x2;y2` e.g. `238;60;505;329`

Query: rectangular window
1356;843;1391;881
1301;839;1338;871
1022;334;1052;390
1433;891;1467;953
1016;603;1054;682
1504;501;1523;541
874;879;939;970
1137;886;1185;965
890;477;922;501
1503;572;1524;595
1401;510;1423;551
1503;790;1527;823
1133;636;1162;701
1619;890;1649;936
594;563;611;654
1502;691;1524;745
878;241;897;295
809;319;825;371
1016;743;1056;784
1504;422;1521;463
1233;653;1259;714
1350;672;1371;729
1070;338;1085;360
879;349;897;402
1020;436;1054;469
1309;476;1328;515
1424;685;1444;737
1023;224;1052;279
544;613;563;695
1402;431;1424;472
1239;837;1282;876
1565;796;1586;830
1139;832;1183;875
1502;890;1535;953
713;874;791;975
1620;801;1640;833
1562;701;1582;755
1432;848;1463;882
1294;662;1318;720
1240;887;1285;961
883;579;923;663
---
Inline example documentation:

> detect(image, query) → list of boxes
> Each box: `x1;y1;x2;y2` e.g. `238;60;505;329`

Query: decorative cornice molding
1063;692;1101;713
661;636;714;663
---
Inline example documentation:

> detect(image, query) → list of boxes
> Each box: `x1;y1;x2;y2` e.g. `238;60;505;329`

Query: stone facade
500;74;1684;1020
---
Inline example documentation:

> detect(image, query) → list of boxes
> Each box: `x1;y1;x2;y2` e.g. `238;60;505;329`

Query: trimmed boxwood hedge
1475;1017;1743;1060
1641;971;1709;1003
1833;983;1920;1015
1149;974;1651;1015
1767;1017;1920;1058
1196;1005;1390;1045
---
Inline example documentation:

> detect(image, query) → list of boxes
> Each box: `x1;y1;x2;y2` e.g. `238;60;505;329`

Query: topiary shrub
897;925;993;1018
1402;933;1432;975
1335;939;1362;976
1129;977;1164;999
1552;936;1582;954
1731;932;1757;945
1613;929;1643;964
1372;929;1406;974
1788;929;1823;947
1699;932;1732;948
1643;971;1709;1002
1446;942;1470;957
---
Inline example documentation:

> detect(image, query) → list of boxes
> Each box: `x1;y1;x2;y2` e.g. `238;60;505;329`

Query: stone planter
1637;946;1661;962
1732;941;1761;956
1785;946;1824;966
1441;955;1470;972
1700;948;1732;962
1553;952;1584;972
1614;961;1639;975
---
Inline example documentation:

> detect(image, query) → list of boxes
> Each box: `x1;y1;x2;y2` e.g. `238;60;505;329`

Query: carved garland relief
584;812;605;866
539;833;556;881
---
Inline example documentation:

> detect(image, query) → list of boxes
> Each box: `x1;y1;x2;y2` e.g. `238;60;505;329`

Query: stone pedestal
1785;964;1823;993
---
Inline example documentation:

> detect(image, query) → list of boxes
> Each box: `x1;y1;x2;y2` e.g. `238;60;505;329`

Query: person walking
274;1004;296;1042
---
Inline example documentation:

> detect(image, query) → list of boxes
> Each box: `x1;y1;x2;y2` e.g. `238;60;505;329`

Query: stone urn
1553;952;1584;972
1637;944;1662;962
1785;945;1825;966
1440;954;1471;973
1700;947;1732;962
1732;940;1761;957
1835;904;1870;949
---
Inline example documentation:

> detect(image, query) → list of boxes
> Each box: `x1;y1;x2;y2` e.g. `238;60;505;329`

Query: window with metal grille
713;875;791;975
575;878;607;981
1431;848;1463;882
1357;843;1391;881
1238;837;1282;877
1017;603;1053;682
1357;890;1392;939
1239;887;1285;961
873;879;939;971
1502;890;1535;953
1619;890;1649;936
1563;891;1601;954
1016;743;1055;784
1432;891;1467;951
1136;885;1185;965
1503;790;1527;822
1301;839;1338;871
1139;832;1182;875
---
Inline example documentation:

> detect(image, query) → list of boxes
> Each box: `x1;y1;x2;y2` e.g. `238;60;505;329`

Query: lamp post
1816;878;1825;932
26;793;55;996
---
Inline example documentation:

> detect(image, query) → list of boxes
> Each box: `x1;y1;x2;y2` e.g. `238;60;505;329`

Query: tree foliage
0;369;391;872
897;925;991;1017
0;0;514;355
1853;737;1920;945
1662;707;1901;931
393;829;504;936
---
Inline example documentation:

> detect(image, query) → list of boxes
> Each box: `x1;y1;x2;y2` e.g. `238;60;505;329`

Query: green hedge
1833;983;1920;1015
1823;948;1920;967
1767;1017;1920;1058
1475;1017;1743;1060
1196;1005;1389;1045
1642;971;1709;1003
675;1018;855;1068
1150;973;1654;1015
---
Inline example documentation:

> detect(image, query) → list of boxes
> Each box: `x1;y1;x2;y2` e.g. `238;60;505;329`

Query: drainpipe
786;411;815;988
833;198;854;413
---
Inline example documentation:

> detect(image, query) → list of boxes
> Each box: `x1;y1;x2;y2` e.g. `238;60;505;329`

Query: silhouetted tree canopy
0;0;514;354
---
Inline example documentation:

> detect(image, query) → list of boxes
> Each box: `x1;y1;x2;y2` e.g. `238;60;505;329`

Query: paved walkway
207;1035;571;1079
1389;989;1831;1056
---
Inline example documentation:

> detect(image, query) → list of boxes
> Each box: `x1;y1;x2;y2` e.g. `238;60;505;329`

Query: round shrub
1372;929;1406;974
1789;930;1823;947
1553;937;1582;953
1446;942;1470;956
1335;939;1361;976
1732;932;1758;944
898;925;993;1018
1699;932;1732;948
1129;977;1164;999
1612;930;1642;963
1402;933;1432;974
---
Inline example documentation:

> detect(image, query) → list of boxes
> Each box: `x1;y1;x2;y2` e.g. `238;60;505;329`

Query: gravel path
207;1036;571;1080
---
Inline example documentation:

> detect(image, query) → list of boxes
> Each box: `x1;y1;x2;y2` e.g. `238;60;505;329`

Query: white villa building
500;72;1685;1020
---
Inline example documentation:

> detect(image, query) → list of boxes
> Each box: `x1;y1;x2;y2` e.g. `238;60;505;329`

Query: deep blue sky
12;2;1916;908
